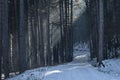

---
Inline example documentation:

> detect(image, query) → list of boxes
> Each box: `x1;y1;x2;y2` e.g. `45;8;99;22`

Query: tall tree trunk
2;0;9;78
98;0;104;66
39;0;45;66
46;0;52;66
70;0;73;61
0;0;2;78
18;0;27;72
59;0;65;63
64;0;68;62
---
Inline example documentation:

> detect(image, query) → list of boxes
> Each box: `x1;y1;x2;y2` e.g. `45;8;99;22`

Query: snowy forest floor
7;44;120;80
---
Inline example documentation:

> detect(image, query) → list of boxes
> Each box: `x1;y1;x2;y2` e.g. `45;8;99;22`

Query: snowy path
42;47;120;80
7;44;120;80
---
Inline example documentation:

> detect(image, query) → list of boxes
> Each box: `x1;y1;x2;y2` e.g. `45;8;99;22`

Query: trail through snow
7;44;120;80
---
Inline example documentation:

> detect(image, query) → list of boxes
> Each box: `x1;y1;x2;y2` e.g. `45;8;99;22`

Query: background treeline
0;0;73;79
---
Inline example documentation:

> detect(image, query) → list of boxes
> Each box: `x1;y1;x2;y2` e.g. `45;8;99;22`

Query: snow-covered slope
98;58;120;77
7;44;120;80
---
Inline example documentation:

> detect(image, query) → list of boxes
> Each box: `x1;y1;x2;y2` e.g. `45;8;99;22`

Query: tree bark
2;0;10;77
18;0;27;72
46;0;52;66
0;0;2;78
98;0;104;65
39;0;45;66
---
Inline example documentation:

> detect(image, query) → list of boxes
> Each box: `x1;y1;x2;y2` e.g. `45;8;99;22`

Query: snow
98;58;120;77
7;43;120;80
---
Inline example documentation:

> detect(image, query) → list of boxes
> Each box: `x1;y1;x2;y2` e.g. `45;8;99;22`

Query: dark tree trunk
46;0;52;66
53;44;59;64
0;0;2;78
2;0;9;78
70;0;73;61
59;0;65;63
98;0;104;65
18;0;27;72
39;0;45;66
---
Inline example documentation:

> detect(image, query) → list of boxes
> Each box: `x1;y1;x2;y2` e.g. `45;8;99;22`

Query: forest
0;0;120;80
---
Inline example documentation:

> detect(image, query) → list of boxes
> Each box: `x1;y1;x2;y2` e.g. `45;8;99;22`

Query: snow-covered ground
7;43;120;80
